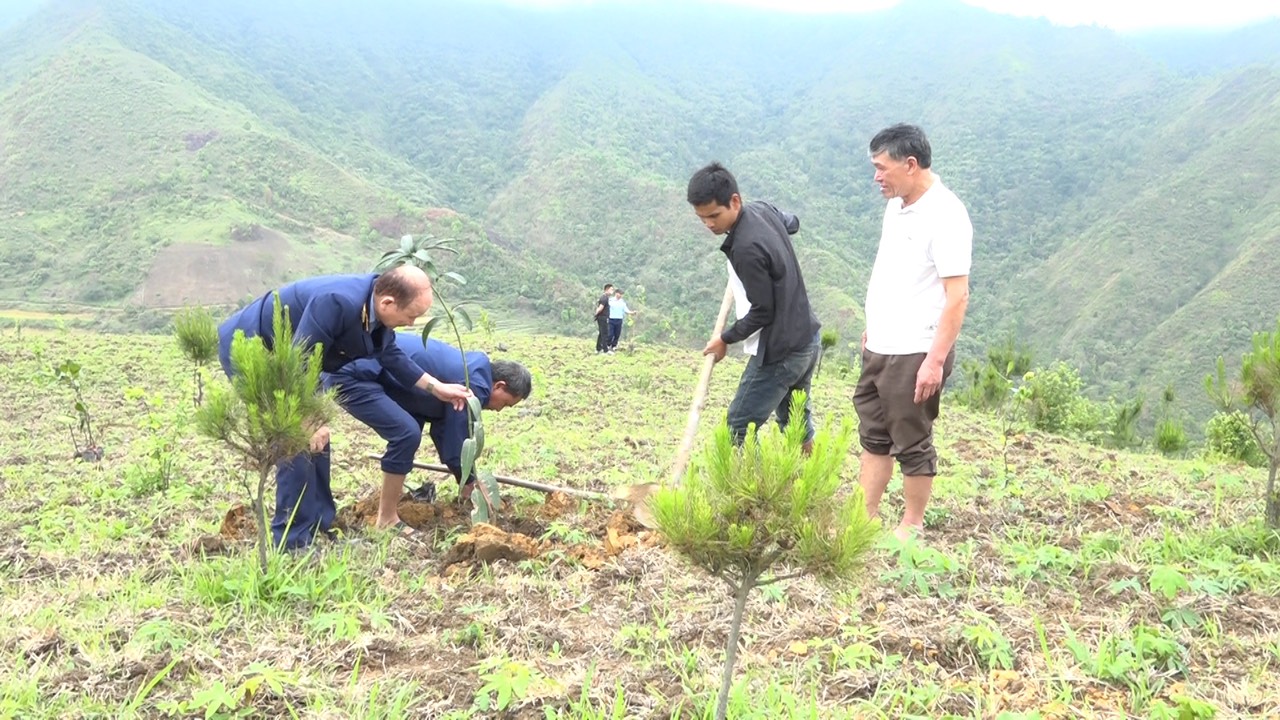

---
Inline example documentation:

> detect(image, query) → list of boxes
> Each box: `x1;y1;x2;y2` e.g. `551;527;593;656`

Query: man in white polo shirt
856;123;972;542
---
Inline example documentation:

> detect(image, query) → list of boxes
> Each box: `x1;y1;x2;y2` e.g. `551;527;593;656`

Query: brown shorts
853;349;955;476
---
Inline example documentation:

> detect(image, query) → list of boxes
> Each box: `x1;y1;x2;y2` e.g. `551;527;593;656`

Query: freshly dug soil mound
440;523;542;566
219;504;256;540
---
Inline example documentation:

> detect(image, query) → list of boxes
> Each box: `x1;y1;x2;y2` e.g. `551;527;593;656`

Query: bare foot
893;524;922;543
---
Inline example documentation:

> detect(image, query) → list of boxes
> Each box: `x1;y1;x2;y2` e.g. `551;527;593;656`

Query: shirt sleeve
430;407;469;481
931;201;973;278
761;202;800;235
378;331;428;390
721;244;775;345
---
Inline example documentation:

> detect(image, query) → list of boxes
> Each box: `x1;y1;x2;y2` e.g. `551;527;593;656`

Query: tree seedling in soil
374;234;501;522
173;305;219;407
1207;315;1280;528
46;359;103;462
651;393;879;720
195;297;336;573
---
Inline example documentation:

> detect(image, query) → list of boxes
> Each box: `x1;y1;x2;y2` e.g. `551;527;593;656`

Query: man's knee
896;447;938;477
858;433;892;456
726;397;770;442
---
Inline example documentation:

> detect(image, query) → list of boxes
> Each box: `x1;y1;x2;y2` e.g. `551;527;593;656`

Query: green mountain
0;0;579;329
2;0;1278;420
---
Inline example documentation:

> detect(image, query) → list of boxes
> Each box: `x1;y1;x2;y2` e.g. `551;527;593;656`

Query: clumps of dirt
441;523;542;566
219;503;256;540
332;491;463;533
185;535;231;557
204;490;660;573
537;491;576;519
603;510;647;556
182;503;258;556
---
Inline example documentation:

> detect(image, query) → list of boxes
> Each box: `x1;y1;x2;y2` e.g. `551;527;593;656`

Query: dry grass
1;328;1278;718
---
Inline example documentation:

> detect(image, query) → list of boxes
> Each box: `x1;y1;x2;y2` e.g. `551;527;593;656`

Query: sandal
391;520;430;544
410;481;437;503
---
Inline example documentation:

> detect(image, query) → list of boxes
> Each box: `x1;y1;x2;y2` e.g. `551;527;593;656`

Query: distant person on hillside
856;123;972;542
326;333;531;539
606;288;636;352
593;283;614;354
686;162;822;451
215;267;472;550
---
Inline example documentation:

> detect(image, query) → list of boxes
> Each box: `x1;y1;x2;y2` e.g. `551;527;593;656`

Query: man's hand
702;336;728;363
914;357;945;404
432;381;473;411
309;425;331;453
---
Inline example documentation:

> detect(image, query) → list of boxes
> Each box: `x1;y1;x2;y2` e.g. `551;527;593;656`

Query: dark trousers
726;332;821;444
608;318;623;349
854;349;955;477
336;378;426;475
218;321;334;549
272;445;334;549
595;314;610;352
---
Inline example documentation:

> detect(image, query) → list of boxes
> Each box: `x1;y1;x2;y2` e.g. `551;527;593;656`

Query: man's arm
914;275;969;403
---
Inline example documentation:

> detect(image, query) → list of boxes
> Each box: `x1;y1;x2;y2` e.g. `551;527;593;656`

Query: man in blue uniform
216;266;472;549
330;333;533;532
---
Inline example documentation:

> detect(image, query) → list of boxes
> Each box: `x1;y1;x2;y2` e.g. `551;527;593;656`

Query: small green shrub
1204;411;1266;467
1154;418;1189;456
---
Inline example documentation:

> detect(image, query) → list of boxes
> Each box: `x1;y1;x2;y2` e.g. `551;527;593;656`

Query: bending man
216;267;471;549
330;333;532;532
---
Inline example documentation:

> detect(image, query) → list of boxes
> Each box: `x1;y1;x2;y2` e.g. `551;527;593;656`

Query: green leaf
470;470;501;525
399;234;414;253
461;438;476;489
442;271;467;286
420;316;443;343
472;421;486;458
454;306;473;332
1149;565;1190;602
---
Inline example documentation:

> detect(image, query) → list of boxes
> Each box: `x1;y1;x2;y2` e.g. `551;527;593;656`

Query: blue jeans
726;333;821;444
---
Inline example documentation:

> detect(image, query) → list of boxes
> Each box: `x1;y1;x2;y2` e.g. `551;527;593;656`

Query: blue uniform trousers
334;377;426;476
271;377;427;548
272;446;334;549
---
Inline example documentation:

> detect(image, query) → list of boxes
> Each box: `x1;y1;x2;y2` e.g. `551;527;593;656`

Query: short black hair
869;124;932;169
603;283;614;291
687;162;738;207
492;360;532;399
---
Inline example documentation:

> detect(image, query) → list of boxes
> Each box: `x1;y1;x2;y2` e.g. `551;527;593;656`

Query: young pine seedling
652;393;879;720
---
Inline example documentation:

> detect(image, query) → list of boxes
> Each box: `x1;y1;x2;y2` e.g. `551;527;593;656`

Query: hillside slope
2;0;1278;418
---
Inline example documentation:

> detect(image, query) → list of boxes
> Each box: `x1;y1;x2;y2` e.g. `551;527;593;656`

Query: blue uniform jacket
218;274;423;389
334;333;492;478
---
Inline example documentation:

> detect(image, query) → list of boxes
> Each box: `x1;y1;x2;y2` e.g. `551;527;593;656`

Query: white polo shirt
864;178;972;356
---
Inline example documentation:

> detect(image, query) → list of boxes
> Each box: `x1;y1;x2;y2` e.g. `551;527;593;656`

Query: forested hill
1;0;1277;417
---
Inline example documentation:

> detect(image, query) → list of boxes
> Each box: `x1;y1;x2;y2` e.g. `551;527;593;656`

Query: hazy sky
505;0;1279;31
